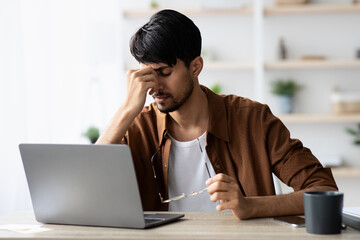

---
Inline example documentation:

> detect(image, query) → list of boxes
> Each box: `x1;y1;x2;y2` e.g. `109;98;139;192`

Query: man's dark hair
130;9;202;68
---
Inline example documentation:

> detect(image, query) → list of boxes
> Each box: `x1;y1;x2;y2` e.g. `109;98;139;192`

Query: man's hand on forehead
139;63;171;75
153;65;171;72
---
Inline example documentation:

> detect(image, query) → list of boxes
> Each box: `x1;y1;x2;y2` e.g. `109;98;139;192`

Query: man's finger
216;201;234;212
207;181;237;195
137;73;157;83
210;191;234;202
206;173;235;186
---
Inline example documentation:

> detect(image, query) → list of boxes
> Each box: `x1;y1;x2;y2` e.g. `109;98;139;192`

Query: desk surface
0;211;359;240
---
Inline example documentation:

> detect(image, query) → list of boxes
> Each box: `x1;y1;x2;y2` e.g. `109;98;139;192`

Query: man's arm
206;173;337;220
96;67;159;144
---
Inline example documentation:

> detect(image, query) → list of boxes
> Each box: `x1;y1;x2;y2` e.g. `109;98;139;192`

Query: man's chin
156;102;179;114
156;104;171;114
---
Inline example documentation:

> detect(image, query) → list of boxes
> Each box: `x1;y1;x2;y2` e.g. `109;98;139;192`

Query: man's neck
168;84;209;142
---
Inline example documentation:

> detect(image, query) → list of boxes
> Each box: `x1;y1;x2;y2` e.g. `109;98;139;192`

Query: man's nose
156;78;165;91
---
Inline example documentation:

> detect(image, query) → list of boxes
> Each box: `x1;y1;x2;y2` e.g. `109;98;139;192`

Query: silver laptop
343;207;360;230
19;143;184;228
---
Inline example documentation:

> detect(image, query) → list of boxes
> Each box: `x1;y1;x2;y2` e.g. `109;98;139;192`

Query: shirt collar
201;85;230;142
155;85;230;145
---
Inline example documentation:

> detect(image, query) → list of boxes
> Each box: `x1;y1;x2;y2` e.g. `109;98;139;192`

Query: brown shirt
121;86;337;211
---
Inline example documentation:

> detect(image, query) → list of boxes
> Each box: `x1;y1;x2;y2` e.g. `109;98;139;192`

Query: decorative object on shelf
149;0;158;9
345;123;360;146
356;49;360;59
270;79;303;114
353;0;358;5
210;83;222;94
301;55;326;61
331;87;360;115
83;126;100;144
278;37;287;60
275;0;309;6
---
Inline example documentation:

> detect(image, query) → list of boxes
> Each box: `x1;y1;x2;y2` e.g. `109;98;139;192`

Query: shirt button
164;165;167;168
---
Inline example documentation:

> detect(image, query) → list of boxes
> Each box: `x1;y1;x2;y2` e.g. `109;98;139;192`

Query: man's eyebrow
153;66;171;71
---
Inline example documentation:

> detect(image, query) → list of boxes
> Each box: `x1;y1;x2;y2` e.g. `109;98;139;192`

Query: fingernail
206;179;211;185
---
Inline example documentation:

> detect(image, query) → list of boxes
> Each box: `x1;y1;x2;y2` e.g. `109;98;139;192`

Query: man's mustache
152;92;172;98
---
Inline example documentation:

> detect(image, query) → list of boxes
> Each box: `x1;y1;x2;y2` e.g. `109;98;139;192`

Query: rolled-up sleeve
262;105;338;191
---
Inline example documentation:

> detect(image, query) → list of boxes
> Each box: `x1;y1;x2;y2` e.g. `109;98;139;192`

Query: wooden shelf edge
265;60;360;70
331;167;360;178
125;61;254;70
123;4;360;18
126;60;360;70
265;4;360;15
123;8;253;18
278;114;360;123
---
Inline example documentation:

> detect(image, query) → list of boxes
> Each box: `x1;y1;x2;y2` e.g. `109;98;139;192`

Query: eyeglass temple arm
150;130;168;200
150;148;161;179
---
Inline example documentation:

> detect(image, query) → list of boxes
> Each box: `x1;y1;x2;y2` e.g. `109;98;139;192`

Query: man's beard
152;77;194;114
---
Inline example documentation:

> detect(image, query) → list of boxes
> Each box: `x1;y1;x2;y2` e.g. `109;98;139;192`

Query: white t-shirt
168;132;218;212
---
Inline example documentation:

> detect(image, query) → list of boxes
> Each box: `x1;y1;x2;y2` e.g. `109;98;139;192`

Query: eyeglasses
151;133;212;203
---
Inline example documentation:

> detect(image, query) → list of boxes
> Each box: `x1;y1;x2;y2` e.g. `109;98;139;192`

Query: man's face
140;59;194;113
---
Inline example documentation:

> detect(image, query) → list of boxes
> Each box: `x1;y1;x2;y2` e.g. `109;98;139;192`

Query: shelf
126;60;360;71
125;61;254;71
123;8;253;18
265;4;360;15
278;114;360;123
265;60;360;70
123;4;360;18
331;167;360;178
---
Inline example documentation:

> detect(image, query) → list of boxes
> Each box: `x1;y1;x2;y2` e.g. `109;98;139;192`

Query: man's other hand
206;173;252;220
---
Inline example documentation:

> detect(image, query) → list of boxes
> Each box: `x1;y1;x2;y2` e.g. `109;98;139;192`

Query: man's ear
190;56;203;78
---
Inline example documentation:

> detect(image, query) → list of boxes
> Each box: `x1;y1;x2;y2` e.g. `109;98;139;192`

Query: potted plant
210;83;222;94
346;124;360;146
83;126;100;144
270;79;303;114
149;0;158;8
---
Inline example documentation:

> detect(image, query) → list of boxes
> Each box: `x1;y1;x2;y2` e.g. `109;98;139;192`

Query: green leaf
210;84;222;94
83;126;100;144
346;128;359;136
270;79;303;96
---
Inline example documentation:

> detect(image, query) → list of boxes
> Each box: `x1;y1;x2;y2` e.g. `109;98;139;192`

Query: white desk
0;211;359;239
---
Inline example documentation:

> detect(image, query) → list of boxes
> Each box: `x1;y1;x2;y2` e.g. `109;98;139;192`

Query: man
97;9;337;219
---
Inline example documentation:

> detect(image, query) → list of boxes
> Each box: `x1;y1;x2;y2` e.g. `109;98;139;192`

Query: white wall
0;0;125;216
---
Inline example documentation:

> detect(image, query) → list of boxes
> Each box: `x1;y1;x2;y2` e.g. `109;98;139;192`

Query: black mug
304;191;343;234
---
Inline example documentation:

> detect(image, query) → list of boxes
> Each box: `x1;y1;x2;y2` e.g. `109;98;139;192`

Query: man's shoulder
220;94;267;112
